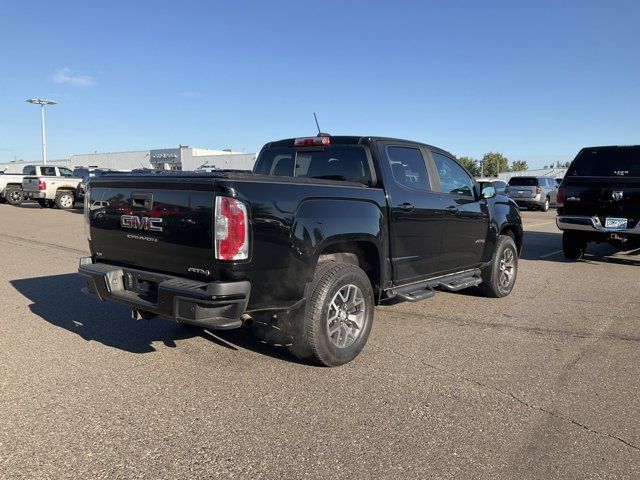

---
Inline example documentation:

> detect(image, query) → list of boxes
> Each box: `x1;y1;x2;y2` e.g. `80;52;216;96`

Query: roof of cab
263;136;456;159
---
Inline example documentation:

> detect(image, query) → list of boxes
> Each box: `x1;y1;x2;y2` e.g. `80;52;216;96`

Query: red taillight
38;180;46;191
215;197;249;261
294;136;330;147
557;186;565;208
535;186;542;194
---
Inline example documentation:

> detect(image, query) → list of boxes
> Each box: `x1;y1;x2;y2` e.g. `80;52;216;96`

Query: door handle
445;206;459;213
399;202;414;212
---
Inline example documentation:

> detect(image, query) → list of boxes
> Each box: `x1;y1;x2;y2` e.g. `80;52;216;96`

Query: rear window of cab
568;147;640;177
254;146;373;185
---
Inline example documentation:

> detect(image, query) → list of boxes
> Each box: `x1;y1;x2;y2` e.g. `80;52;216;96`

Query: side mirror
481;185;496;199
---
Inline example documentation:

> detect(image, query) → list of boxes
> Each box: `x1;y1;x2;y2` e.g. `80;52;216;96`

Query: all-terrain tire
288;261;374;367
562;231;587;260
479;235;519;298
5;187;23;206
55;191;75;209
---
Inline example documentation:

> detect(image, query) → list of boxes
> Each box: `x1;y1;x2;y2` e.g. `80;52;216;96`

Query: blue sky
0;0;638;167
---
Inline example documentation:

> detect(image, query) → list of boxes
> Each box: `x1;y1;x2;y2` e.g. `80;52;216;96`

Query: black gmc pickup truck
79;135;523;366
557;145;640;259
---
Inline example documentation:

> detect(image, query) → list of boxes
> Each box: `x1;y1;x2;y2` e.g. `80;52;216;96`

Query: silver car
507;176;557;212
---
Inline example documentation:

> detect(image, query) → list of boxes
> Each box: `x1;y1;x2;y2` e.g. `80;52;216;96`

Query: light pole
26;98;57;165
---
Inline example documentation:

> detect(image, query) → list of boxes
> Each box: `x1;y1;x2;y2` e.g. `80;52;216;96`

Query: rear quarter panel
216;178;388;310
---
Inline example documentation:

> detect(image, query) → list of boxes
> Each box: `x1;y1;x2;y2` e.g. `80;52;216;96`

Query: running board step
389;269;483;302
439;276;482;292
396;287;435;302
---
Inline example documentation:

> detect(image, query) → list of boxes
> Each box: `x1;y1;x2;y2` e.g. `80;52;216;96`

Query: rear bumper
78;258;250;330
556;215;640;236
23;190;46;199
509;194;543;207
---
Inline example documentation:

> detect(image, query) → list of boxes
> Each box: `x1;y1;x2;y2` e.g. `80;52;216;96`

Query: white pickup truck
21;165;82;209
1;165;72;206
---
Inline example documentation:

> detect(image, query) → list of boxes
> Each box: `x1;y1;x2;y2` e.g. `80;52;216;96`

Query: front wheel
55;191;75;209
288;261;374;367
479;235;519;298
5;187;23;206
563;231;587;259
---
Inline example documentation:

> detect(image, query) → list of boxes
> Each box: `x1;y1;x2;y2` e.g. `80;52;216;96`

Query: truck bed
87;171;386;311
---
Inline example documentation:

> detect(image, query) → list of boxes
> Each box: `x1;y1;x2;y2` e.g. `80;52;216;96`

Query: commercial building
148;146;255;171
498;167;567;182
0;145;256;173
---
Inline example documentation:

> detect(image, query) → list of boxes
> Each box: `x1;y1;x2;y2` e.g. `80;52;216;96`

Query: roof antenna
313;112;330;137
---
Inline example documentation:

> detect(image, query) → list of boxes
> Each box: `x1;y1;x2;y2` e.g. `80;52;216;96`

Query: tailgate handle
131;192;153;211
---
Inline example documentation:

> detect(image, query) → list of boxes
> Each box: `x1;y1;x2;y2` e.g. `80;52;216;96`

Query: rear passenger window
387;146;430;190
41;167;56;176
433;152;474;197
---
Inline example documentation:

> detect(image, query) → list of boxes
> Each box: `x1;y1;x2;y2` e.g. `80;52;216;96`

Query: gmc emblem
120;215;163;232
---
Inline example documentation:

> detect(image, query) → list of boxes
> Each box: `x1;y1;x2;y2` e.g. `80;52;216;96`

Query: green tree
457;156;481;177
481;152;509;176
511;160;528;171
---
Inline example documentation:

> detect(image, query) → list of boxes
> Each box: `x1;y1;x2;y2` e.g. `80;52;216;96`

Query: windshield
568;147;640;177
508;177;537;186
254;146;372;185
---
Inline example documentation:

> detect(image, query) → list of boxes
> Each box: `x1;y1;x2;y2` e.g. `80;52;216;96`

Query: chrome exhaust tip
241;314;254;328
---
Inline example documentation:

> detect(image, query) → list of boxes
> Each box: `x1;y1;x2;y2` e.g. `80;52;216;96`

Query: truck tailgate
88;184;216;277
22;176;41;192
563;176;640;228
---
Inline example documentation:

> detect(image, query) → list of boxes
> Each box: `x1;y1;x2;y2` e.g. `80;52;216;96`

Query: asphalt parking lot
1;202;639;479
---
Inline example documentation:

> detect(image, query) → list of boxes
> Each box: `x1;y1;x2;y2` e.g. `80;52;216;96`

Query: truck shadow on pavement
10;273;297;362
520;231;640;265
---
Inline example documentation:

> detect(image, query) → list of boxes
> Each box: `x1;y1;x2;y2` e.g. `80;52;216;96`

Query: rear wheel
562;231;587;259
479;235;518;298
5;187;23;206
288;261;374;367
541;197;550;212
55;191;75;209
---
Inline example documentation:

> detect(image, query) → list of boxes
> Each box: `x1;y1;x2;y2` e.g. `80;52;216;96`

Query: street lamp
26;98;57;165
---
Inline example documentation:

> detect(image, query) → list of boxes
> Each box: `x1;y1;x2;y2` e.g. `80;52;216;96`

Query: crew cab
78;135;523;366
21;165;82;209
557;145;640;258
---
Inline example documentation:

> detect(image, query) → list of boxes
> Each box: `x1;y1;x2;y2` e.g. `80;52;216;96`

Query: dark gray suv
507;176;558;211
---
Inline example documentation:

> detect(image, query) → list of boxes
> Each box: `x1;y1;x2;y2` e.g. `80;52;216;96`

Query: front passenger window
432;152;474;197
